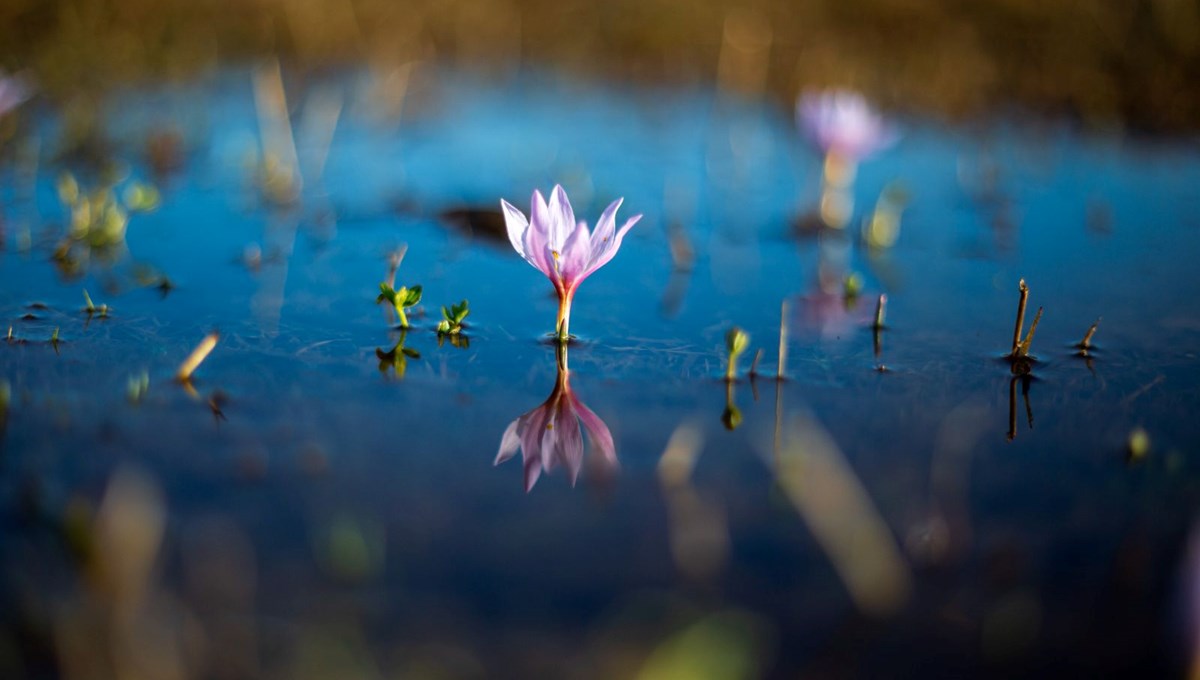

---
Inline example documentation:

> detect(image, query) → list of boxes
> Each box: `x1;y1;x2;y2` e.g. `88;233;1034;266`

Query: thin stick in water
177;332;220;382
749;349;763;378
1079;317;1101;349
1011;279;1028;356
872;294;887;330
778;299;789;380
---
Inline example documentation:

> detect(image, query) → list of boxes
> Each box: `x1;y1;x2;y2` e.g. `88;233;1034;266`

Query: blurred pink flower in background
796;89;896;163
0;72;31;116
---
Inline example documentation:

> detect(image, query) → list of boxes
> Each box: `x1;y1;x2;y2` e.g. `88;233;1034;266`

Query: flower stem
556;293;573;343
396;306;409;328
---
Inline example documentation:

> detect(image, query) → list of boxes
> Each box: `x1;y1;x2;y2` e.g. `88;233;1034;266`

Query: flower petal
547;185;576;251
583;213;641;279
495;419;522;465
587;198;623;264
559;220;592;286
524;192;555;278
558;408;584;487
572;394;616;466
499;199;529;259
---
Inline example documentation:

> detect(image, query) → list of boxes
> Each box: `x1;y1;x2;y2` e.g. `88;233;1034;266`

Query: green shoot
377;283;422;328
725;326;750;381
436;300;470;335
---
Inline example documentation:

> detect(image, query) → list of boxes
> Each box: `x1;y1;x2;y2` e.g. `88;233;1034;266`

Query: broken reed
1010;279;1042;359
1078;318;1101;350
176;332;219;382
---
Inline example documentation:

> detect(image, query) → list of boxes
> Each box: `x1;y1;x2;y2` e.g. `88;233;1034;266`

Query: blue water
1;67;1198;677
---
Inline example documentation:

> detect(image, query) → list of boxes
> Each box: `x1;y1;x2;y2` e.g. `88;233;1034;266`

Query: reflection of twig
1007;376;1017;442
1121;375;1164;407
1006;374;1033;441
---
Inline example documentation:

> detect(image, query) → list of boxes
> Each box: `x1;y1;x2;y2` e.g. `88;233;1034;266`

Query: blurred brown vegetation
1;0;1199;130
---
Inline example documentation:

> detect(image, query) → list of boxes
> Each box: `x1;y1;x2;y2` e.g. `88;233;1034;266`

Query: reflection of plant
495;346;616;491
377;283;422;328
375;331;420;379
436;300;469;336
500;185;641;342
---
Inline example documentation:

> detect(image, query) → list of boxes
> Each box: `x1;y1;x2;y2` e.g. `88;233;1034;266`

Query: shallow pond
2;67;1199;678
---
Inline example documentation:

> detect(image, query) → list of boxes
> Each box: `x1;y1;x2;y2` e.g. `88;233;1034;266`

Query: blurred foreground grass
2;0;1199;131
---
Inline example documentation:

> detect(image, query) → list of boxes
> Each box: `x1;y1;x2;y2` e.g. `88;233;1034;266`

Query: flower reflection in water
495;345;617;492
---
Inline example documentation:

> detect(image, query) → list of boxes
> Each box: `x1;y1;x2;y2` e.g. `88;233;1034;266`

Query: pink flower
501;185;641;341
495;351;617;492
796;89;896;162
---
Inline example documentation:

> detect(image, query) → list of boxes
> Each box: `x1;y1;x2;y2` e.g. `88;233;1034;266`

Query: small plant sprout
843;273;863;305
725;326;750;381
437;300;470;336
176;332;219;383
377;283;422;328
500;185;642;342
82;289;110;318
50;327;60;349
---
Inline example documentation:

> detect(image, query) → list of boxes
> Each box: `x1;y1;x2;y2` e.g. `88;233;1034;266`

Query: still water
1;67;1198;678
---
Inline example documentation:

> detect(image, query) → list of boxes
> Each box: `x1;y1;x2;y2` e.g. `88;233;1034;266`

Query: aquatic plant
495;346;616;491
377;283;422;328
500;185;641;342
725;327;750;381
436;300;469;336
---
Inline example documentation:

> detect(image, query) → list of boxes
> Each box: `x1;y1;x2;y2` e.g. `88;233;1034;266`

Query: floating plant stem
1011;279;1028;356
1078;318;1101;350
725;327;750;382
177;332;219;382
778;300;789;380
82;289;95;313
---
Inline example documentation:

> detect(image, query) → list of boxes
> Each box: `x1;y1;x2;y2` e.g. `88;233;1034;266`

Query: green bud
725;327;750;357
